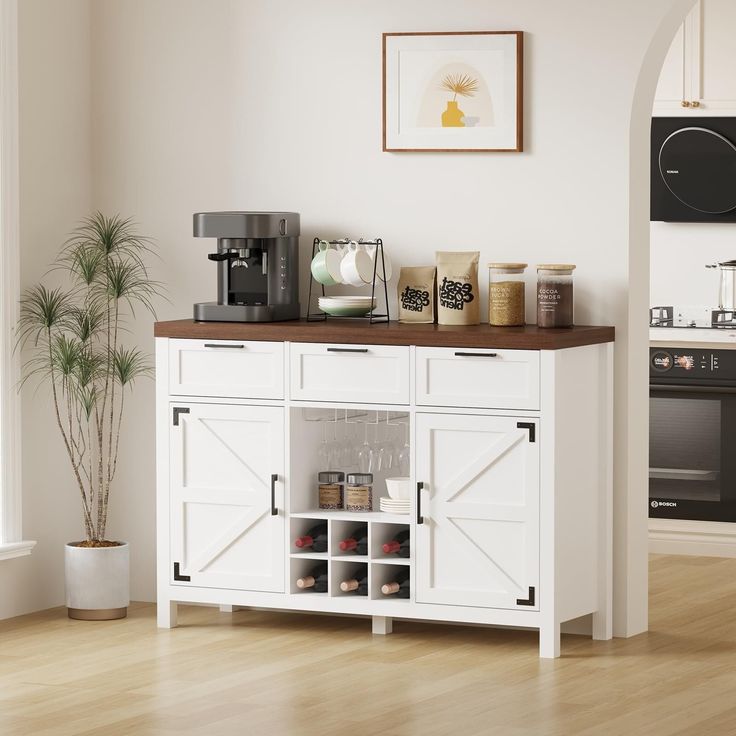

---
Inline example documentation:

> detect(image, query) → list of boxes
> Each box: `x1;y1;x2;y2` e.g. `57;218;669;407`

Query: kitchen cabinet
169;402;285;592
155;320;614;658
654;1;736;115
415;413;539;610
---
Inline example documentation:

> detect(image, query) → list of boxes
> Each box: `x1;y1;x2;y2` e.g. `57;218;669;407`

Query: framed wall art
382;31;523;153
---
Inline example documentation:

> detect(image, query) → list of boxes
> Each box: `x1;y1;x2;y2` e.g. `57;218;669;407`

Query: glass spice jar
345;473;373;512
488;263;527;326
318;471;345;510
536;264;576;328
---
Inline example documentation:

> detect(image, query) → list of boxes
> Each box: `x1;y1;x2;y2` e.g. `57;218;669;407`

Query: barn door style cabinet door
415;413;539;610
169;402;285;593
655;0;736;115
155;323;614;659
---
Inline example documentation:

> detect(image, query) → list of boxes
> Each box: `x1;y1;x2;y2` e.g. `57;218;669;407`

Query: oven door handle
650;383;736;394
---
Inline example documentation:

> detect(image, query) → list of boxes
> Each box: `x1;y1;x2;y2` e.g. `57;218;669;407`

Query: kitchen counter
650;327;736;348
155;319;614;350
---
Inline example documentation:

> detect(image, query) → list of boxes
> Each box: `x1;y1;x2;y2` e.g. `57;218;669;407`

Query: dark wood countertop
154;319;614;350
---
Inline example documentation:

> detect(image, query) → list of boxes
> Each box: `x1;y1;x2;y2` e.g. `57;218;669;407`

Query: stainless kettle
706;260;736;310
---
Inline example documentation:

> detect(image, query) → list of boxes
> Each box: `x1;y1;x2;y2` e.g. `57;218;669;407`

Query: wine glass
369;420;385;474
377;414;395;472
317;419;330;470
397;421;410;477
357;421;372;473
326;414;341;470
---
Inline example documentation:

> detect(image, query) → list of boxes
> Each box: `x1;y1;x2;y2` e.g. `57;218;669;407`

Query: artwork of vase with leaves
440;73;479;127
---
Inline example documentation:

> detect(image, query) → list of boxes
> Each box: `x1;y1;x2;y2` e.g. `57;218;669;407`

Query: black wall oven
650;347;736;521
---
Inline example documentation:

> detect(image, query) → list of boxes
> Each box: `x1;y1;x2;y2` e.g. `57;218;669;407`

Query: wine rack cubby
331;561;368;598
288;517;412;602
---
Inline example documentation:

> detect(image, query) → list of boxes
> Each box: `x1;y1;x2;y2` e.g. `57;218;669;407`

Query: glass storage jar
488;263;527;326
536;264;576;328
318;471;345;510
345;473;373;512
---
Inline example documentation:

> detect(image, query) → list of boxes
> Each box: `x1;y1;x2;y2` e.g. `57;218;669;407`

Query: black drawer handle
454;352;498;358
417;482;425;525
204;343;245;349
326;347;369;353
271;474;278;516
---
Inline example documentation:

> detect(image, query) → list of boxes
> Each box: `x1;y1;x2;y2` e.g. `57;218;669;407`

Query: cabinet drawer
168;339;284;399
290;343;410;404
415;347;539;410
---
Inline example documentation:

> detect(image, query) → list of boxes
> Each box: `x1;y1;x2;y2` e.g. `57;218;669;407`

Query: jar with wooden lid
536;264;575;328
488;263;527;326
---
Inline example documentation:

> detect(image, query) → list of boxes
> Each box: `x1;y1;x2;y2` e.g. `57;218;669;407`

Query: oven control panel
650;348;736;381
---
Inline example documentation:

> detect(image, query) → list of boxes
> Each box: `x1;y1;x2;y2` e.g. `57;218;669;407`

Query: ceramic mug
310;241;343;286
340;242;373;287
365;244;393;282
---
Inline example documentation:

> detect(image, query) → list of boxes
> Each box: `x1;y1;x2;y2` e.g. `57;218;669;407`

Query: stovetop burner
650;305;736;329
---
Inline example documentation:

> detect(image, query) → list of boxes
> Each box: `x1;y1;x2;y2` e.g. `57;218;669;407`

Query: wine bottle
294;522;328;552
338;524;368;555
339;571;368;595
381;569;410;598
296;562;328;592
382;529;410;558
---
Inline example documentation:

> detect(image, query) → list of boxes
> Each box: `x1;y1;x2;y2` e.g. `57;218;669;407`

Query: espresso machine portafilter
193;211;300;322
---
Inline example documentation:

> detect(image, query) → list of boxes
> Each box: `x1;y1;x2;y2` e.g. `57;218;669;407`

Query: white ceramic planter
64;541;130;620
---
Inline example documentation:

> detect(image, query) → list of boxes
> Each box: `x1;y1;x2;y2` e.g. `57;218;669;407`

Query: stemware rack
307;237;391;324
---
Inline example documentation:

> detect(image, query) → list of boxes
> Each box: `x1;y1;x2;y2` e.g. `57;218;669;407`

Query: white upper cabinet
654;1;736;115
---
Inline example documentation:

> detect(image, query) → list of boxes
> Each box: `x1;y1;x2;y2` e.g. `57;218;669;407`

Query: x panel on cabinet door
415;413;539;610
169;402;285;592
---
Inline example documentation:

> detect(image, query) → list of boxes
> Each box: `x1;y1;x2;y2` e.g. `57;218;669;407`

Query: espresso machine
193;211;300;322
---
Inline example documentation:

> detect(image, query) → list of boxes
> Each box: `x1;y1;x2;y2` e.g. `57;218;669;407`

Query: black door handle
204;343;245;349
454;352;498;357
271;474;278;516
417;481;425;525
327;347;369;353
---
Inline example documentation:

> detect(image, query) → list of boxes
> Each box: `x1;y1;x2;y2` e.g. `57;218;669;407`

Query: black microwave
651;117;736;222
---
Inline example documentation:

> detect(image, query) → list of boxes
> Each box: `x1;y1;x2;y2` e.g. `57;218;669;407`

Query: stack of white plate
318;295;376;317
379;496;410;514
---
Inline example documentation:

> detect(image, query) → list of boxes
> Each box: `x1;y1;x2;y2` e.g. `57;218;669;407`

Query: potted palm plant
18;213;160;620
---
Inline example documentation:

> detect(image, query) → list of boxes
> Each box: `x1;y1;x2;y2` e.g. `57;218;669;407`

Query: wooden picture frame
382;31;524;153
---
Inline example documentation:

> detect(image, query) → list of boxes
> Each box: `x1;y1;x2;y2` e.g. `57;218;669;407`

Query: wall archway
617;0;697;636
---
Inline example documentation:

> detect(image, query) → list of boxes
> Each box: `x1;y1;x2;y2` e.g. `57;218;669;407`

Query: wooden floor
1;555;735;736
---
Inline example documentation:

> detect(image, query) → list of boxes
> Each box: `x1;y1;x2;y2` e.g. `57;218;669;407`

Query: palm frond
113;346;153;387
17;285;74;348
439;73;479;98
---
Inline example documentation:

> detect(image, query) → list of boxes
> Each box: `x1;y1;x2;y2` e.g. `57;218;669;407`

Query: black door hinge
517;422;536;442
173;407;190;426
516;586;535;606
173;562;190;582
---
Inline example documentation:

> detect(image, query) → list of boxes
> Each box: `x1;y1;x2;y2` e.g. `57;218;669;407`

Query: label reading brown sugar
319;483;343;510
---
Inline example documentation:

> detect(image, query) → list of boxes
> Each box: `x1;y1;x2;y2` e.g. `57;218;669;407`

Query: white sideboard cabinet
155;320;614;658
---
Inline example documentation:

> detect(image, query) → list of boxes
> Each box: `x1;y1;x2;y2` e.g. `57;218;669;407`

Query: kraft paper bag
436;251;480;325
398;266;436;323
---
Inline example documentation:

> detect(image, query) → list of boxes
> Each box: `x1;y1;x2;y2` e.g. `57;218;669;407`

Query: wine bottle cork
381;581;400;595
340;579;359;592
296;576;315;589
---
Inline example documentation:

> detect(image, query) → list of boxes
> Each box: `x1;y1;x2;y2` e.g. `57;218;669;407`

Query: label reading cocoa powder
346;486;372;512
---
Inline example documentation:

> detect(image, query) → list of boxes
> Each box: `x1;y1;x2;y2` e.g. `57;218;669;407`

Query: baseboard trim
649;519;736;558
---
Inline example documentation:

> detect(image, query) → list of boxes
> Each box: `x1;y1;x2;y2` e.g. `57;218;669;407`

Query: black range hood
651;117;736;222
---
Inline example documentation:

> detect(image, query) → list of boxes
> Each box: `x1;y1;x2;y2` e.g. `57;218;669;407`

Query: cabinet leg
219;605;237;613
592;608;612;641
372;616;393;635
539;622;560;658
158;600;178;629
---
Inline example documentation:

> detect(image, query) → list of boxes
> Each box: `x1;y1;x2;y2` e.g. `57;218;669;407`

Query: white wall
6;1;692;634
0;0;92;620
651;223;736;307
